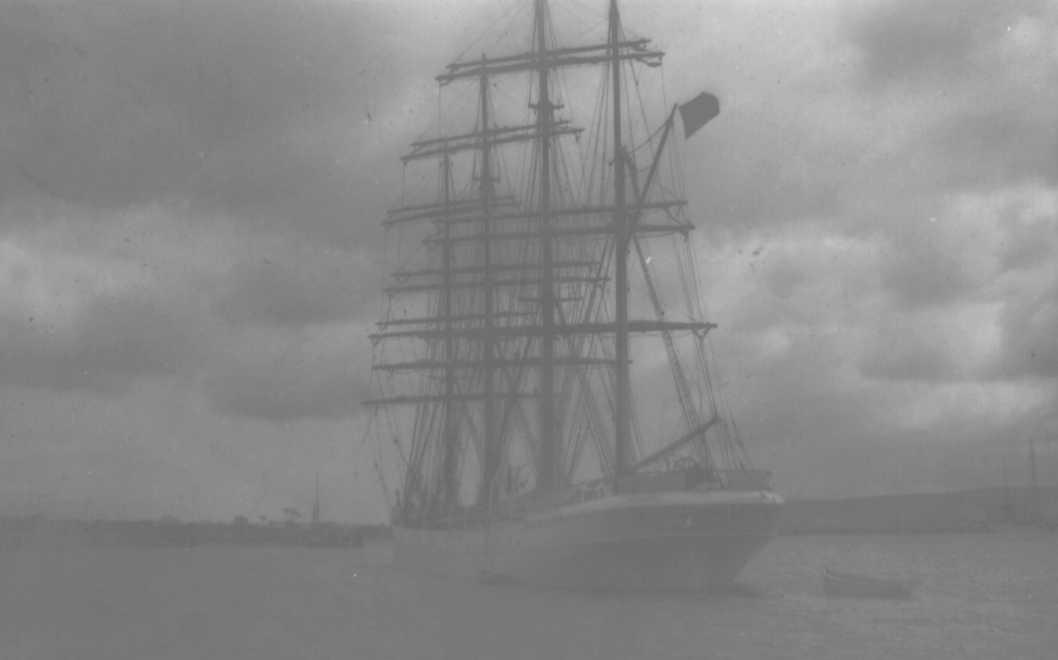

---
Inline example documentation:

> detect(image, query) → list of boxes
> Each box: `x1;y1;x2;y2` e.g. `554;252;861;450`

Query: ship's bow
488;488;784;592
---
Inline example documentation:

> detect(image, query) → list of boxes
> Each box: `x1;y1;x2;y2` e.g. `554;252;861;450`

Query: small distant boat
822;567;917;600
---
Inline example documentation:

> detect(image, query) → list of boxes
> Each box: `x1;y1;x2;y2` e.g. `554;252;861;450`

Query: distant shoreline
3;486;1054;549
778;485;1057;534
0;517;391;550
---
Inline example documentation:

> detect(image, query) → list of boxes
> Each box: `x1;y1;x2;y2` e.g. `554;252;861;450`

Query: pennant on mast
679;91;720;138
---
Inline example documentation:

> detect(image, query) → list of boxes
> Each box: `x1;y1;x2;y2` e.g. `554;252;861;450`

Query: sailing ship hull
393;489;784;591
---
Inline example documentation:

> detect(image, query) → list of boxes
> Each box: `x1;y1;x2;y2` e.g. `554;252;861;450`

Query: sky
1;0;1055;522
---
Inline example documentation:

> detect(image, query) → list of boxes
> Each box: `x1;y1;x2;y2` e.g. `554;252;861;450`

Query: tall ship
364;0;783;591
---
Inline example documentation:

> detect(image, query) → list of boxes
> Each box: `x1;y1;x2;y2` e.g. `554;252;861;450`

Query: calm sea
1;531;1052;659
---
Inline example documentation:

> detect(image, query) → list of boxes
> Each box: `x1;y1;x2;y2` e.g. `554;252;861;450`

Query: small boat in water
822;567;917;600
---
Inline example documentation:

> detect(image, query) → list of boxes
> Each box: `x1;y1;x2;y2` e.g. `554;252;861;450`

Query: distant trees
282;507;302;526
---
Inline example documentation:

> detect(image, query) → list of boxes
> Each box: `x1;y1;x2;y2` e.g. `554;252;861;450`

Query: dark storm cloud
204;326;374;422
707;327;911;496
762;254;808;301
0;0;412;237
851;0;1045;86
847;0;1057;193
213;243;380;328
0;0;434;420
680;109;846;233
0;0;1053;517
854;183;1057;384
933;107;1058;188
187;139;379;246
0;199;384;419
715;313;1055;496
1000;203;1055;271
991;279;1058;379
880;234;976;308
858;331;962;382
0;291;198;392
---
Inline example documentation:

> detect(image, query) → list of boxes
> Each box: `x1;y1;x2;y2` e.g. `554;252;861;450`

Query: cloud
878;212;998;309
848;0;1058;192
858;302;1003;382
0;0;442;244
991;278;1058;380
203;322;374;422
213;241;380;328
0;219;209;392
858;185;1057;382
934;105;1058;189
0;290;197;392
851;0;1048;86
0;0;1056;517
687;204;1055;494
0;198;383;419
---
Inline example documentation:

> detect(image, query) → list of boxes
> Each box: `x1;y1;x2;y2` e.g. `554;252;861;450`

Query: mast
534;0;558;491
1001;451;1013;521
312;472;320;525
1029;435;1040;524
439;150;460;514
479;59;499;506
610;0;630;482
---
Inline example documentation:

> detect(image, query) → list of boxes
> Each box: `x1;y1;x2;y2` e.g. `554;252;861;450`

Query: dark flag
679;91;720;138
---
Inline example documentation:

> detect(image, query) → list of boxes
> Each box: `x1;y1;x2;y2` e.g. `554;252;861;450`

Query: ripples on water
0;531;1051;659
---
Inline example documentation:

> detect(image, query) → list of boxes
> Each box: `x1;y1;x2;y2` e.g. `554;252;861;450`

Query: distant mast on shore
1028;436;1040;524
312;473;321;525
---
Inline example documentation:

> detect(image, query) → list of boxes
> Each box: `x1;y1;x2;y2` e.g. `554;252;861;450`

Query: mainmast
478;59;499;506
312;472;320;525
1029;435;1040;523
534;0;558;492
609;0;630;482
439;150;460;514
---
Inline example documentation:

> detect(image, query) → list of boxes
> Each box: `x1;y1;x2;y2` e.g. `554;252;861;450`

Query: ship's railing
567;467;774;499
570;479;610;504
712;469;773;491
424;507;497;530
413;468;777;529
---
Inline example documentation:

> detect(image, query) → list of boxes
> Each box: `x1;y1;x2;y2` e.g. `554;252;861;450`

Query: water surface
1;531;1051;659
